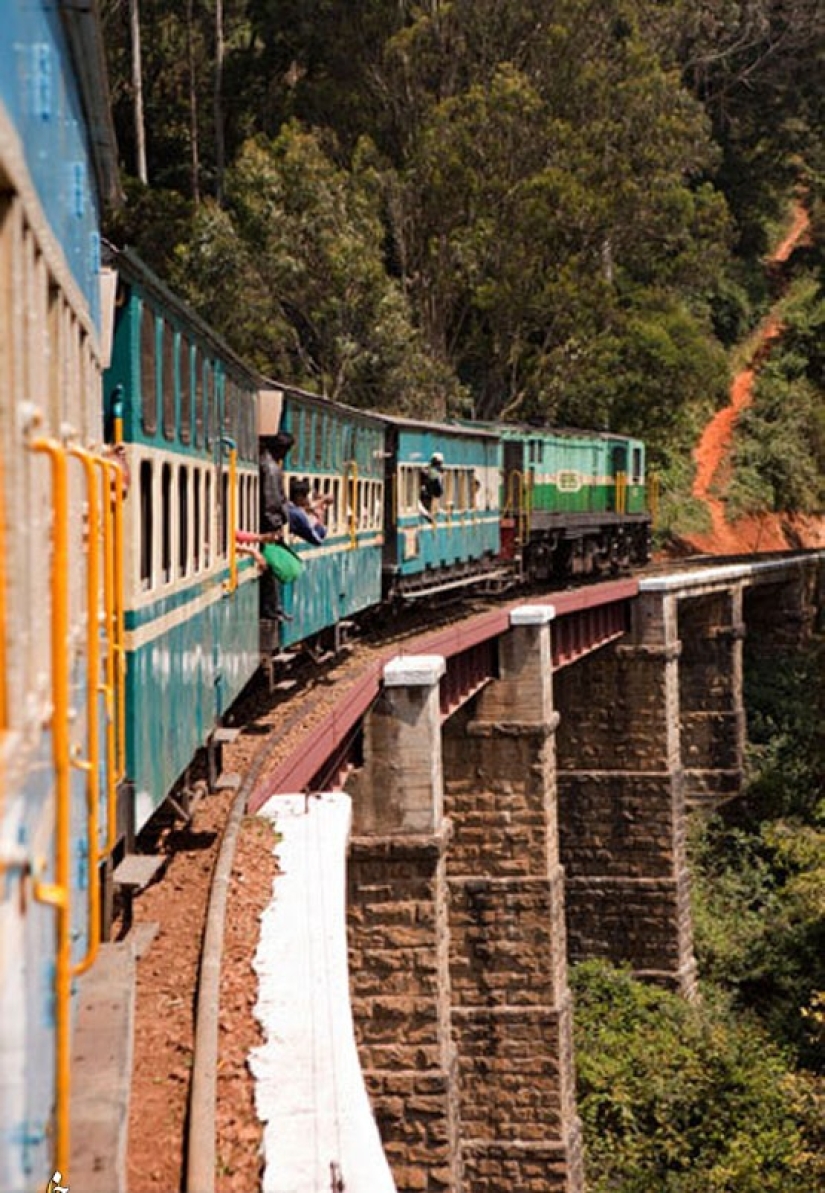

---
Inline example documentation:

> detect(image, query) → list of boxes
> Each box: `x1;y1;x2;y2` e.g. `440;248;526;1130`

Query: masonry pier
347;656;462;1193
442;607;584;1192
554;589;698;995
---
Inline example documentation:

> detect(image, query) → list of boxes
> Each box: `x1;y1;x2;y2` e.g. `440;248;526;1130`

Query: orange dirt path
684;203;825;555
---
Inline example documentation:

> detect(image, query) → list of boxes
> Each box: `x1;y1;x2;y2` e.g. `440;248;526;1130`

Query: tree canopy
103;0;825;475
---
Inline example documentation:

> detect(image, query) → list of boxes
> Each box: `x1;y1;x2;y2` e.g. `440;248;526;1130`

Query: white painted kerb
252;793;397;1193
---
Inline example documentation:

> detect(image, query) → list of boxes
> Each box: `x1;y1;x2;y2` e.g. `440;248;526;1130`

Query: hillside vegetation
572;636;825;1190
102;0;825;528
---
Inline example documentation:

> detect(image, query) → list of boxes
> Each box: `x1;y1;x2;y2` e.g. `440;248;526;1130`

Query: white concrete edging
252;792;397;1193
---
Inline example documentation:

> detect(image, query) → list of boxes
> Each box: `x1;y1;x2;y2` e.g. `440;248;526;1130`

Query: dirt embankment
681;203;825;556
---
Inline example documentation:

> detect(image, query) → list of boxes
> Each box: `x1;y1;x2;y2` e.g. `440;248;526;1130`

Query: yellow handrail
29;436;72;1177
93;457;118;854
69;447;101;978
615;471;627;515
226;447;238;593
112;463;126;782
521;471;533;544
505;469;533;545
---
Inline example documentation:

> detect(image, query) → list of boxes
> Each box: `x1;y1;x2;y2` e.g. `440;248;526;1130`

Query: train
0;5;651;1189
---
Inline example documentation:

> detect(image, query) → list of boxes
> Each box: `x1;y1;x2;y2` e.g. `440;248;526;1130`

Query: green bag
262;542;304;584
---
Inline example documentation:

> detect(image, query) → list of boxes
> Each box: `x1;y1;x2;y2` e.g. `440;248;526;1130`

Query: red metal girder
440;639;496;717
250;578;639;807
248;664;382;811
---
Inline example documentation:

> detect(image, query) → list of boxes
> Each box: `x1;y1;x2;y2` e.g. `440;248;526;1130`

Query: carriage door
500;439;524;557
610;444;628;512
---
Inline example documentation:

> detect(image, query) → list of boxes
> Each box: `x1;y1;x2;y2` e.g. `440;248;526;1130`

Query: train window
397;466;415;514
140;302;157;435
633;447;643;484
237;389;247;459
247;473;255;530
162;322;176;440
224;375;233;434
203;360;213;448
161;462;173;583
220;469;229;558
193;467;202;571
456;470;467;512
180;337;192;444
214;369;224;449
443;469;454;508
140;459;153;589
327;414;336;471
307;410;316;468
194;347;204;446
341;424;353;466
204;471;212;568
178;466;189;578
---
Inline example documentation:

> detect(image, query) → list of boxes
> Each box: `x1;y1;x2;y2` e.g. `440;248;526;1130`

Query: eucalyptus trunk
129;0;147;183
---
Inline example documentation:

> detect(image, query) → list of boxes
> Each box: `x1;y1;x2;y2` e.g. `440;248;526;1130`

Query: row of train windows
0;192;100;731
139;303;257;459
526;440;645;485
138;459;258;590
300;475;383;534
398;466;486;514
286;407;384;478
137;461;384;591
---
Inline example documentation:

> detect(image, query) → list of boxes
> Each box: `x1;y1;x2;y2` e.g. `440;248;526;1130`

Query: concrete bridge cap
383;654;447;687
510;604;556;625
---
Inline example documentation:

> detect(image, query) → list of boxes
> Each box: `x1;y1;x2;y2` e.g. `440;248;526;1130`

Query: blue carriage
0;4;119;1189
104;249;261;833
378;416;505;599
267;386;387;650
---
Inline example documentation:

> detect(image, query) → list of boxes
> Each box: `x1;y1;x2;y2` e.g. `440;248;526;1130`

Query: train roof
463;418;644;444
376;412;501;442
105;245;264;387
272;381;387;426
61;1;122;208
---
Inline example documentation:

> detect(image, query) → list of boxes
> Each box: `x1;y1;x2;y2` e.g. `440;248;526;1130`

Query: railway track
118;547;817;1192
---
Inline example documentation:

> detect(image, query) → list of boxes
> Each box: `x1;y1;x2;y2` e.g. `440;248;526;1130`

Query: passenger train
0;5;651;1188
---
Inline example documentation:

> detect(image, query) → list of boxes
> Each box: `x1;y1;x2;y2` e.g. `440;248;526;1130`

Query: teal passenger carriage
379;416;505;599
104;249;261;833
272;386;387;649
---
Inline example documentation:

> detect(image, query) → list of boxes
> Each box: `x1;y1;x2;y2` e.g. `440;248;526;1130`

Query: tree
572;961;823;1192
172;127;462;413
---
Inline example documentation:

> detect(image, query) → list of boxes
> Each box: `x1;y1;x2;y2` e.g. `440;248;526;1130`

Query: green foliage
691;643;825;1067
170;126;462;412
572;961;822;1192
102;0;825;473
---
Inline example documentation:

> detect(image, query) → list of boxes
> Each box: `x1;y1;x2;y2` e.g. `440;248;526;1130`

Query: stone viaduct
343;554;824;1193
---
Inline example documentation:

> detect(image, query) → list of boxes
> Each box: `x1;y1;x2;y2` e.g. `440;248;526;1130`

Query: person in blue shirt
288;478;333;545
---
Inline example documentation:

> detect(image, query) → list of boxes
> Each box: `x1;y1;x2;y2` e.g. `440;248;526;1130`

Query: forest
99;4;824;1185
101;0;825;538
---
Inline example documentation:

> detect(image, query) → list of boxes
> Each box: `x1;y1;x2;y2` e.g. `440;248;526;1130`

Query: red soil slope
683;203;825;555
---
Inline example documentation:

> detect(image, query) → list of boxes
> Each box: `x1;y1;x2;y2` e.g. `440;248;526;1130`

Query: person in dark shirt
258;431;294;619
419;451;445;522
